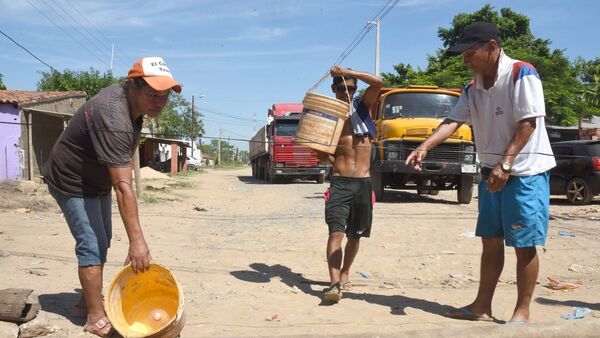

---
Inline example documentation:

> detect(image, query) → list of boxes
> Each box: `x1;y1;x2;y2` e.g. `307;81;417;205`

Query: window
275;120;299;137
382;93;459;119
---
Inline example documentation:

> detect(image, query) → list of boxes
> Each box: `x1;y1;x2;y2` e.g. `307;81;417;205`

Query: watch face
502;163;510;171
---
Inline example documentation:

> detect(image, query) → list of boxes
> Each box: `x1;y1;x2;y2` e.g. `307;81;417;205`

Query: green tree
0;73;6;90
37;68;118;99
154;93;205;142
576;57;600;108
382;4;599;125
202;139;239;164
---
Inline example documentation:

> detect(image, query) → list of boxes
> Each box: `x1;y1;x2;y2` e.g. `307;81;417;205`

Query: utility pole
110;43;114;72
191;95;195;157
369;19;381;76
217;126;222;165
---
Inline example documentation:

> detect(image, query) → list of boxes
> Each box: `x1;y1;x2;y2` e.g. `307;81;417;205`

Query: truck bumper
271;167;329;176
372;160;477;175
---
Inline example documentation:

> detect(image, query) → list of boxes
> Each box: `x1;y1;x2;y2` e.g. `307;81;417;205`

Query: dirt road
1;167;599;337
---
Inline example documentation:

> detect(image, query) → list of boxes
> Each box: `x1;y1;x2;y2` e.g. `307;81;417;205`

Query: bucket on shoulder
295;92;349;154
105;263;185;338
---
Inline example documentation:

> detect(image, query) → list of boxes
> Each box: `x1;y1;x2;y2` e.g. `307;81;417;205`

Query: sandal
341;280;352;290
323;283;342;303
84;316;114;337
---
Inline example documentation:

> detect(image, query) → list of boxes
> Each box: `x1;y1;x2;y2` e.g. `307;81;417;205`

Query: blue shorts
476;172;550;248
48;184;112;266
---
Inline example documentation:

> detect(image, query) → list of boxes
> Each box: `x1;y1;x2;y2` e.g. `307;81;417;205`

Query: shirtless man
314;65;382;302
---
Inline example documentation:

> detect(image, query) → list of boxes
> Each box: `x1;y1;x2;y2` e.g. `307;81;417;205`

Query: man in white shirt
406;22;555;324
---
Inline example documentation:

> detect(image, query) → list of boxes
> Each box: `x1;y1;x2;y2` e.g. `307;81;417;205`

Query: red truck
249;103;329;183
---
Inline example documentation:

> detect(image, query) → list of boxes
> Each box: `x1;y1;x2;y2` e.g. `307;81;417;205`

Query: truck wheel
566;177;593;205
457;175;473;204
258;158;265;180
371;171;384;201
316;174;325;184
265;159;271;182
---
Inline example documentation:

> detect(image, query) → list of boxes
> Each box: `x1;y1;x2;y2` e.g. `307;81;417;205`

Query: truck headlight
464;145;475;153
388;152;398;160
464;154;474;163
387;143;399;151
275;162;284;168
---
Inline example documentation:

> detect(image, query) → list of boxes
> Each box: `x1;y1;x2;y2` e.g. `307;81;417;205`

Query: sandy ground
1;167;600;337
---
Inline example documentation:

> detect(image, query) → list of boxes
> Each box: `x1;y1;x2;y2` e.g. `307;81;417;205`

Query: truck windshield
275;120;299;136
382;92;459;119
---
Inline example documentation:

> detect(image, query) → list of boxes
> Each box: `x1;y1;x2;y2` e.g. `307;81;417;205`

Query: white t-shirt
448;50;556;176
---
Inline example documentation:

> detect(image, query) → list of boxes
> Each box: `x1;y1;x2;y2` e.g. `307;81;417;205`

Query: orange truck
370;85;478;203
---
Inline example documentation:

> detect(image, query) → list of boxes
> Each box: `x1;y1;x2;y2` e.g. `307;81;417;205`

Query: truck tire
371;171;384;201
265;159;271;182
316;174;325;184
457;175;473;204
258;158;265;180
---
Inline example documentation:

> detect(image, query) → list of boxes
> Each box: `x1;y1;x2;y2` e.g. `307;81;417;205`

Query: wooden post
170;143;178;175
133;145;143;197
25;111;33;180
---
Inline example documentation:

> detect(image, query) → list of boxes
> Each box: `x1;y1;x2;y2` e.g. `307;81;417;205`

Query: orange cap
127;57;182;93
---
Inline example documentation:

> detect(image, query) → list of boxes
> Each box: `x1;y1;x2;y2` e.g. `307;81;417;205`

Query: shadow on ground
231;262;454;316
536;297;600;311
379;190;459;205
38;289;86;325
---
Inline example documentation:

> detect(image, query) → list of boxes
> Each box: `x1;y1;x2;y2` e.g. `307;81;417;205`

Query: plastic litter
356;271;370;279
544;276;582;290
558;230;576;237
561;307;592;320
459;231;476;238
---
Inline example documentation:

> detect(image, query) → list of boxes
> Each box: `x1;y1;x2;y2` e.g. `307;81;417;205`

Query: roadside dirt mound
0;181;54;211
138;167;173;180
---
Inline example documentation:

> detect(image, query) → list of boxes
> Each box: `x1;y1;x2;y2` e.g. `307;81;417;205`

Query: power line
49;0;130;73
24;0;108;67
63;0;136;63
0;29;56;71
309;0;400;91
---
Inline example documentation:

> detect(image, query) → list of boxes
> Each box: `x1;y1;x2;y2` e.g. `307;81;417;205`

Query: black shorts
325;176;373;238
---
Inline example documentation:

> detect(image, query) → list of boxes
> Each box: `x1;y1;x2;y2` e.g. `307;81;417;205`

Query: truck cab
250;103;329;183
370;86;478;203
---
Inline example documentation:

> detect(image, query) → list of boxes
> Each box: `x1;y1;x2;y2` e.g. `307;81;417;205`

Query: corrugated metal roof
0;89;86;106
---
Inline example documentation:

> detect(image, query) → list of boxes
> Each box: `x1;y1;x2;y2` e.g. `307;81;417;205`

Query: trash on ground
560;307;592;320
459;231;476;238
265;314;279;321
356;271;370;279
558;230;576;237
544;276;582;290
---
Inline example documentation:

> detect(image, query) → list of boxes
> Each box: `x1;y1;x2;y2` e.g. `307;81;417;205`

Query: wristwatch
499;159;512;174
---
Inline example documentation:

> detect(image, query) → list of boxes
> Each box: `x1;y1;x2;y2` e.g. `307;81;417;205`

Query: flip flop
446;306;494;322
341;280;352;290
83;316;114;338
323;283;342;303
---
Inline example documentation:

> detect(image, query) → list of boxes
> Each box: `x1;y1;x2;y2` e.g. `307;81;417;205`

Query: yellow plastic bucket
296;92;349;154
104;264;185;338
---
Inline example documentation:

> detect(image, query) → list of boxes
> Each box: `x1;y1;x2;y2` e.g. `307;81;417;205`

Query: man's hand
405;149;428;171
330;65;351;78
124;239;152;273
486;164;511;192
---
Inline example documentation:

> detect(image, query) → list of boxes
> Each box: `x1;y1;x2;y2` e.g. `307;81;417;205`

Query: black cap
446;22;501;56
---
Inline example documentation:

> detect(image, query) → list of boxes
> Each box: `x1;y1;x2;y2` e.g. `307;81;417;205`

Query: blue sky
1;0;599;151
